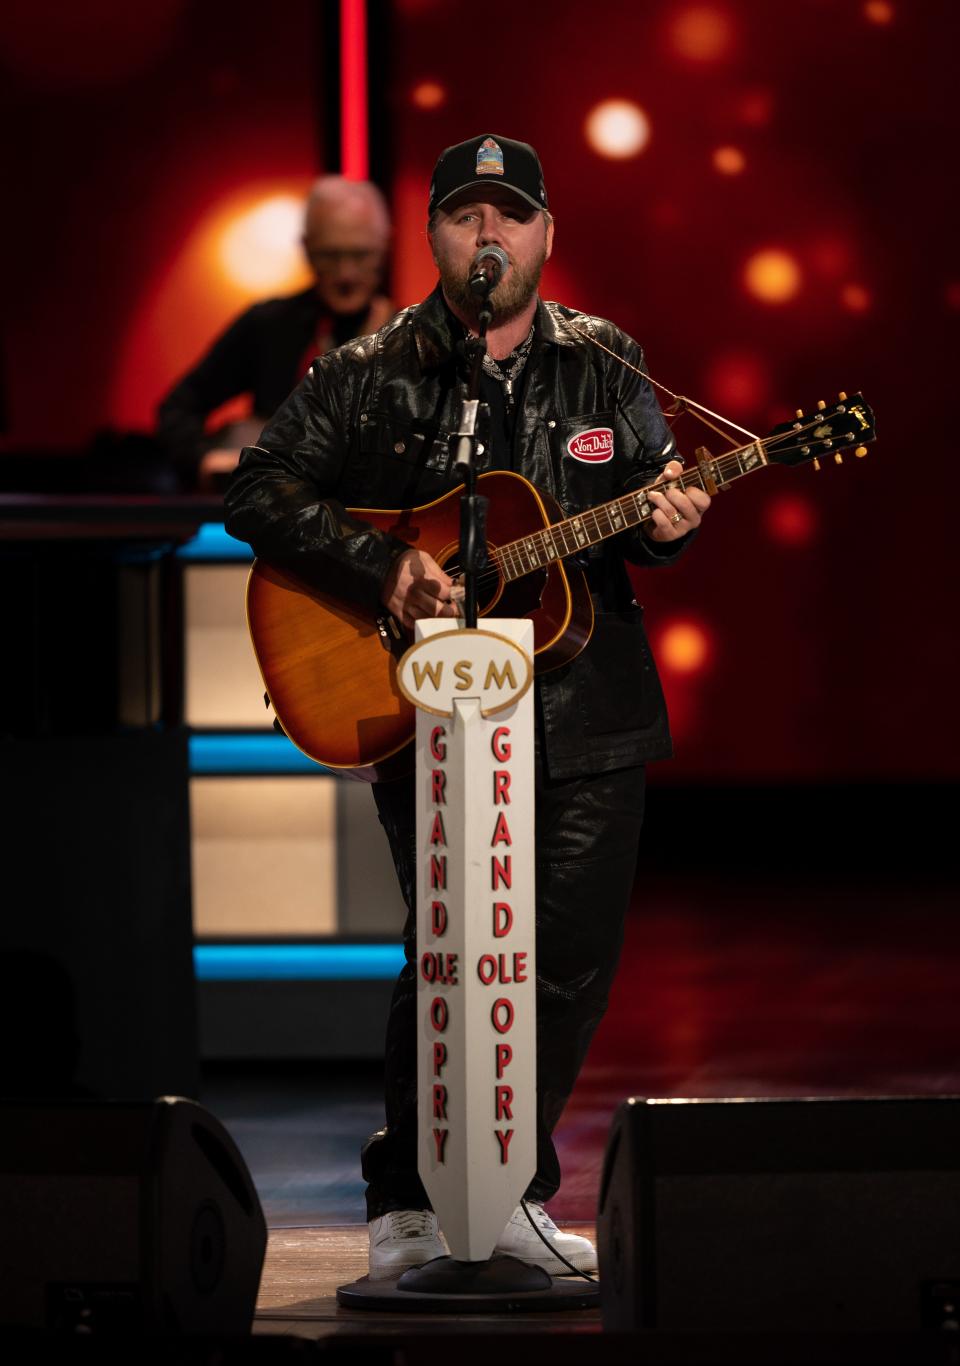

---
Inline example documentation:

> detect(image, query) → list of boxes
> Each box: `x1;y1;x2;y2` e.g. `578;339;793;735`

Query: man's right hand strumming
381;548;463;630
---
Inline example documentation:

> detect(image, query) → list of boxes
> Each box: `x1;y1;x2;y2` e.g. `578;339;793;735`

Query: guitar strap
570;324;761;450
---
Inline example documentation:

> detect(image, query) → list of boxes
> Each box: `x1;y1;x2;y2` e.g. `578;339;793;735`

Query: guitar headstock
764;393;876;469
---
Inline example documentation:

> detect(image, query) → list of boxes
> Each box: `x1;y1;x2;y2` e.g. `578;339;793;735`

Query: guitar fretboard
496;440;767;582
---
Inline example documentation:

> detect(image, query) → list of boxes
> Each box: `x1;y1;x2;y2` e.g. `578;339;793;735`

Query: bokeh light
658;621;712;674
704;351;770;411
668;5;735;62
764;493;818;547
584;100;651;159
863;1;894;23
743;248;802;304
809;235;853;279
840;283;871;313
411;80;445;110
738;88;773;126
218;195;307;292
712;145;746;175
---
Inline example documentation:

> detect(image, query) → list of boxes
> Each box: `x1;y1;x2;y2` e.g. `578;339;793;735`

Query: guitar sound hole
440;551;549;621
440;549;503;616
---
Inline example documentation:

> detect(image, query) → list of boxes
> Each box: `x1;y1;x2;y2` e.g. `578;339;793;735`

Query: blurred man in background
157;176;393;489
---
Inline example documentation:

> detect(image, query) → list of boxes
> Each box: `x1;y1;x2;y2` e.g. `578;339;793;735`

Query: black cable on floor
519;1197;598;1283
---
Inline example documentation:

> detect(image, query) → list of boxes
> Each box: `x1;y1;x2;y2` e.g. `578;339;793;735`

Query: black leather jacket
224;286;694;777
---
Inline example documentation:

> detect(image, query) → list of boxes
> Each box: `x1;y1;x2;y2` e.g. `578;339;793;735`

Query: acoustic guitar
246;394;875;779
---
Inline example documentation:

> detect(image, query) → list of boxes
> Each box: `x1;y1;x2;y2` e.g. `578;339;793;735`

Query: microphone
469;244;509;297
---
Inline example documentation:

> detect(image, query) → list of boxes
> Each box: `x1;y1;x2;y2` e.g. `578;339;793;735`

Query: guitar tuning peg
855;445;868;458
796;409;804;419
813;457;821;471
817;399;826;411
834;452;843;465
838;391;847;401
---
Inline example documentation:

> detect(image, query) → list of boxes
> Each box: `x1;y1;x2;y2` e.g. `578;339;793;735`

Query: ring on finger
670;511;683;526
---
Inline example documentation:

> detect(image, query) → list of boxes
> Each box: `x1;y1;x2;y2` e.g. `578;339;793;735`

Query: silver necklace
481;327;534;409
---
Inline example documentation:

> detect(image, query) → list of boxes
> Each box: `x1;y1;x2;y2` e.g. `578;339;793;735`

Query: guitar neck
496;439;767;582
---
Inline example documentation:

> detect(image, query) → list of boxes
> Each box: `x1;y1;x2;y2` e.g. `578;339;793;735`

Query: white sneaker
493;1201;598;1276
367;1209;447;1280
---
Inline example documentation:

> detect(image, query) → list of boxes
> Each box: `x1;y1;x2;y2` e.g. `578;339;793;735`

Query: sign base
398;1252;549;1293
336;1258;599;1312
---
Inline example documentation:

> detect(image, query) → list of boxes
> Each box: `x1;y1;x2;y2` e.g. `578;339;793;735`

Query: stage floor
201;868;960;1341
252;1224;601;1337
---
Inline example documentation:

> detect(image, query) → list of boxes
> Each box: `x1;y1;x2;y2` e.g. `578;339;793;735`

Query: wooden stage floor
253;1224;601;1339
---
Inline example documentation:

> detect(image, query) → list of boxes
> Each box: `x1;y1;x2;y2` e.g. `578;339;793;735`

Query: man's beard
439;247;547;327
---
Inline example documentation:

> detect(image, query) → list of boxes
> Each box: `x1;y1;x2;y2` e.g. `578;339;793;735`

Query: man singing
224;135;710;1279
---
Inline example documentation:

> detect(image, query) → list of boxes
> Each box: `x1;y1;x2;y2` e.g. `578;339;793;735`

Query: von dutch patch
566;427;614;464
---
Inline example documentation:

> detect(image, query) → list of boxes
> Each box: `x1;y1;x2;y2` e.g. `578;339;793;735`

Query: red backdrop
3;0;957;781
3;0;318;445
386;0;959;782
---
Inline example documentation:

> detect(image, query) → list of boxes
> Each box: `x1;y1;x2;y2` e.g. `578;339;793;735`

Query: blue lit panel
178;523;253;562
189;733;328;775
195;943;404;981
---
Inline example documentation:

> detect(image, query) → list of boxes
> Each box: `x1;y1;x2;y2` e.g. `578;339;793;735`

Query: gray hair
305;176;391;239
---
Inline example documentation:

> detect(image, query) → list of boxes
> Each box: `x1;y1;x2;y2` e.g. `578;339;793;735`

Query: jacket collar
538;299;584;348
412;285;580;372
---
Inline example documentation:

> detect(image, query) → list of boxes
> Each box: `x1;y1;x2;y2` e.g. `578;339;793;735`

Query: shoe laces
522;1201;558;1234
386;1209;436;1239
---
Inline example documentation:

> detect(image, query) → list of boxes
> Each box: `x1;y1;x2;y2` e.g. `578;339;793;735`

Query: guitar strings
439;414;862;587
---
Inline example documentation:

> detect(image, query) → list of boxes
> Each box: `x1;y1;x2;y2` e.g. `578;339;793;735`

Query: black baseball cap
428;134;549;215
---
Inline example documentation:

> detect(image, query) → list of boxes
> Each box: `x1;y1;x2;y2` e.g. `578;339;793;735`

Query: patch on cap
476;137;504;177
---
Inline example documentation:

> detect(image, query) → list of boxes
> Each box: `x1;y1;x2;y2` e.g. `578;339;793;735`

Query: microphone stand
337;265;599;1319
452;293;493;631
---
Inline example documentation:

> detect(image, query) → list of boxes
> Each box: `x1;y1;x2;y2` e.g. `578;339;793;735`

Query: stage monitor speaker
597;1096;960;1334
0;1096;266;1334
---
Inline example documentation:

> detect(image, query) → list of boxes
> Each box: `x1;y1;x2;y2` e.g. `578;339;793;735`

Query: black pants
362;752;646;1219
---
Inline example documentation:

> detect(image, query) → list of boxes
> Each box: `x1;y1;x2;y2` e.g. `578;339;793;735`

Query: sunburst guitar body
246;471;593;780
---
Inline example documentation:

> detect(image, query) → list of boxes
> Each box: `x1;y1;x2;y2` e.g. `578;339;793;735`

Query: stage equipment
4;733;197;1101
597;1096;960;1334
0;1096;266;1334
4;503;202;1100
337;619;597;1310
